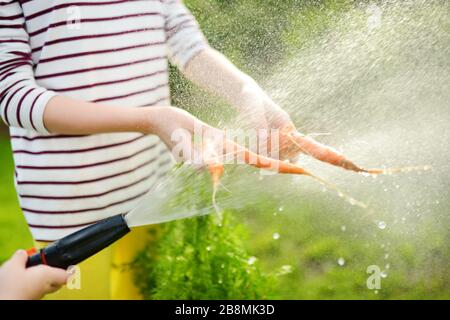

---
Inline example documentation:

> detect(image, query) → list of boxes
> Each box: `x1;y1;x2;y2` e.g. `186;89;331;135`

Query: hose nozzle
26;214;130;269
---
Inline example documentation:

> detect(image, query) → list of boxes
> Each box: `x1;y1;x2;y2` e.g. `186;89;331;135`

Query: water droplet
377;221;387;230
385;263;390;269
384;253;389;259
381;271;388;278
374;290;379;294
341;225;347;232
206;246;211;252
247;256;257;265
218;279;223;284
383;188;388;192
272;232;280;240
278;206;284;212
221;264;225;269
395;184;400;189
279;265;293;275
337;257;345;266
273;212;278;216
435;200;440;205
337;192;344;198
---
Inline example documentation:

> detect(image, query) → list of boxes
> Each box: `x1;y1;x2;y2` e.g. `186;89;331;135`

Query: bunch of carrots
202;124;428;215
207;124;383;187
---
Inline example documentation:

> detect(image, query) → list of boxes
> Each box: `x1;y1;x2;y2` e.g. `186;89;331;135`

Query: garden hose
26;214;130;269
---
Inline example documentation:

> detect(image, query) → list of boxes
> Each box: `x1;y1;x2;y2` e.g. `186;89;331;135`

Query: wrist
139;106;173;136
238;80;276;113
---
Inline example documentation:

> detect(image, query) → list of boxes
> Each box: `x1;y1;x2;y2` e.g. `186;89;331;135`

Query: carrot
221;139;369;208
205;127;429;212
208;162;224;186
202;138;225;221
224;139;312;176
204;138;312;218
208;161;224;216
280;125;427;175
279;124;363;171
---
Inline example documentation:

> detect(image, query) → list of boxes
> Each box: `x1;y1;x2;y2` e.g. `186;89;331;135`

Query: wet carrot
206;138;371;210
279;125;350;169
208;162;224;186
208;161;224;215
204;138;312;216
205;128;429;213
203;138;225;220
280;125;411;174
224;140;371;207
224;139;312;176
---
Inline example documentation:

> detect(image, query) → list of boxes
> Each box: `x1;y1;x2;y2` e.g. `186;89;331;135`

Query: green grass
0;137;33;263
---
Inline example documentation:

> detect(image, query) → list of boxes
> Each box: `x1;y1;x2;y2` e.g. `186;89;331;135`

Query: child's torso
24;0;170;104
11;0;174;241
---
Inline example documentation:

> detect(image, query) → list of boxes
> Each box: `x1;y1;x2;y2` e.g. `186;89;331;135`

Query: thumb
6;250;28;268
41;266;69;287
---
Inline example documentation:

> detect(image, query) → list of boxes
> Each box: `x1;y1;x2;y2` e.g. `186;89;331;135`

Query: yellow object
36;225;158;300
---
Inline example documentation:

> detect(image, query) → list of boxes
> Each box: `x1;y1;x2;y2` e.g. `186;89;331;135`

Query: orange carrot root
208;162;224;222
363;165;432;175
285;130;366;173
225;140;312;176
208;163;224;185
201;126;433;220
205;139;373;212
220;140;369;209
281;126;430;175
204;132;429;218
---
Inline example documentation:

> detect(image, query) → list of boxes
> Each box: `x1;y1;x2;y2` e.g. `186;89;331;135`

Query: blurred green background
1;0;449;299
0;137;34;261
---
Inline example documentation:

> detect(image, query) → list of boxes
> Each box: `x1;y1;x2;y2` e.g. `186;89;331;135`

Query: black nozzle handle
26;214;130;269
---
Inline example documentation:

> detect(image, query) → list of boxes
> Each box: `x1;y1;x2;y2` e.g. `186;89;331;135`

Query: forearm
183;47;277;112
43;95;164;135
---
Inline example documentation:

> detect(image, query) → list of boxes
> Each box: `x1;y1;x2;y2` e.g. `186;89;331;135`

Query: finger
45;282;65;295
266;107;293;129
28;264;69;285
6;250;28;269
42;266;69;287
41;266;69;293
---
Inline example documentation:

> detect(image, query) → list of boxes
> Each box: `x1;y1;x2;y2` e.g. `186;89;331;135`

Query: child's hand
236;92;296;160
148;106;224;165
0;250;68;300
182;48;296;160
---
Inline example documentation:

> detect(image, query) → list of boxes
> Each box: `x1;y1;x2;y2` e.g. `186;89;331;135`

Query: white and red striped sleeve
0;0;56;134
164;0;208;70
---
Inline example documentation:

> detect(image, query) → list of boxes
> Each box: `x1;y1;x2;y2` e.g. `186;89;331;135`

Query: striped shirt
0;0;208;241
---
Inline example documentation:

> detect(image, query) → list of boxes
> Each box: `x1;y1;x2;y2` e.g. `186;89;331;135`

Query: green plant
134;212;274;299
132;166;275;299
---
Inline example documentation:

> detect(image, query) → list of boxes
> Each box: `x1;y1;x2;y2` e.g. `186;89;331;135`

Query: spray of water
262;0;449;229
127;0;449;246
